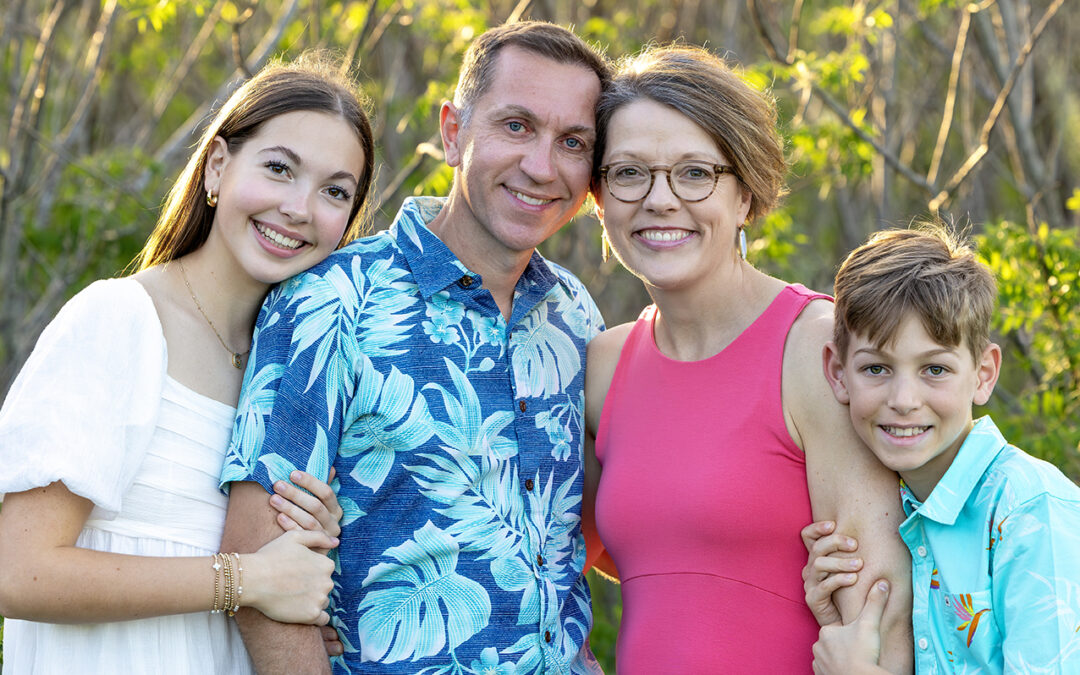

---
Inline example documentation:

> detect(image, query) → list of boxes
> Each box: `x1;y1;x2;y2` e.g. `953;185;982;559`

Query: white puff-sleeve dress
0;277;254;674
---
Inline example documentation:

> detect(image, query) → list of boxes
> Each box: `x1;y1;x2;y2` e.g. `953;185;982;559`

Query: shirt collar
901;416;1008;524
389;196;567;301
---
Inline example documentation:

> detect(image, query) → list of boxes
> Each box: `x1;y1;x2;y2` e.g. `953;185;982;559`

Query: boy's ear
822;341;851;405
972;342;1002;406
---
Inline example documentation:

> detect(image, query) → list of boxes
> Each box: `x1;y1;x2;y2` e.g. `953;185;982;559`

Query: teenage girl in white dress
0;53;375;674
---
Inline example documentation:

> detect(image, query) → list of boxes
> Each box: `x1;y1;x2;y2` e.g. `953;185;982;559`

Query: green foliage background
2;0;1078;670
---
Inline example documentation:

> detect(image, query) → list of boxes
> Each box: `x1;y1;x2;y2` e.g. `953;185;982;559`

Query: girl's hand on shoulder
242;529;339;626
270;468;342;550
801;520;862;625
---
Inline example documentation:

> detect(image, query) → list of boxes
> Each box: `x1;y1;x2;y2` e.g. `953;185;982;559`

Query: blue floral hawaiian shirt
221;197;604;674
900;416;1080;673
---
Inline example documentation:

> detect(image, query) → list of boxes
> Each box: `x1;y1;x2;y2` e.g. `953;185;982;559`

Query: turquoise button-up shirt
900;416;1080;673
221;197;604;674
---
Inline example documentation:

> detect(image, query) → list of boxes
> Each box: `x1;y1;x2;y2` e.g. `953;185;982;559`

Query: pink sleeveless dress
594;284;826;673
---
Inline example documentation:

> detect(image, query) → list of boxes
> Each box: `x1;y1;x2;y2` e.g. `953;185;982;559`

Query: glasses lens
671;162;718;201
607;163;651;201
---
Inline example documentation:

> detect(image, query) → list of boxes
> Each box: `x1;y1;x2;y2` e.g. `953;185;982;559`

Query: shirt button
525;478;534;491
918;637;928;650
458;275;473;288
544;630;552;643
917;545;927;557
536;554;544;566
519;400;527;412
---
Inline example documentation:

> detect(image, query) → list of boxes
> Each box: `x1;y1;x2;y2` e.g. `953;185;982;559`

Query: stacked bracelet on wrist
210;552;243;615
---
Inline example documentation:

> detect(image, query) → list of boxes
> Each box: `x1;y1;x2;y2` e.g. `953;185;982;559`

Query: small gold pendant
232;353;243;369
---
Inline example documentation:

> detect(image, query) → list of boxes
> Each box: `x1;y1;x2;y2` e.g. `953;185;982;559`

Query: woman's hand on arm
269;468;342;549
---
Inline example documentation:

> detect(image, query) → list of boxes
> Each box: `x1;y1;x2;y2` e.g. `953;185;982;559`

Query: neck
175;247;268;350
427;194;533;320
648;262;778;361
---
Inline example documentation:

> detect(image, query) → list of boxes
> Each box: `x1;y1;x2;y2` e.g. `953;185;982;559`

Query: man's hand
812;580;892;675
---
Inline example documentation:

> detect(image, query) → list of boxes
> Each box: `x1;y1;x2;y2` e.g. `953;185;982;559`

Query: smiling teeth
640;229;690;242
256;222;302;250
882;425;929;437
510;190;551;206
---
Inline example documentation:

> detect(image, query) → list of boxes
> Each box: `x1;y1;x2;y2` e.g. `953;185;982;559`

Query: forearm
0;483;224;622
0;547;218;622
222;481;330;673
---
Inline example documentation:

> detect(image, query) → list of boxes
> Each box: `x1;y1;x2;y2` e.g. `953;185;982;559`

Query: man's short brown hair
452;21;610;127
832;226;998;363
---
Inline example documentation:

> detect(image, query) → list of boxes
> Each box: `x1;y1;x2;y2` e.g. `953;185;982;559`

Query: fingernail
331;537;340;546
824;521;835;531
847;559;861;570
878;580;890;592
291;470;301;481
273;481;286;493
270;495;283;506
845;537;856;548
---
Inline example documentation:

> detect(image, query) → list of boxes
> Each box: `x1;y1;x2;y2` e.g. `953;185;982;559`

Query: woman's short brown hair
594;45;787;224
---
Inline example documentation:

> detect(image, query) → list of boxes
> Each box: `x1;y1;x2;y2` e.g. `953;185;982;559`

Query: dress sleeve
0;278;166;517
994;493;1080;671
220;272;353;493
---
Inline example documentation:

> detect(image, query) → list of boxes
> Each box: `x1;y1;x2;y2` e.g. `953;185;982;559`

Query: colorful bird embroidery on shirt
986;515;1008;552
930;568;940;590
954;594;991;647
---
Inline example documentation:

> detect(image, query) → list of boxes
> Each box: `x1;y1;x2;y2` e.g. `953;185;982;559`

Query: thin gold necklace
177;259;250;369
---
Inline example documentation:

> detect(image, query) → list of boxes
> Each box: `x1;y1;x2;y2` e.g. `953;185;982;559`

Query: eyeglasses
598;161;740;203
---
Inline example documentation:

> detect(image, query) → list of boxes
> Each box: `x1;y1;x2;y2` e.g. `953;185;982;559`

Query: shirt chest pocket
934;588;1001;670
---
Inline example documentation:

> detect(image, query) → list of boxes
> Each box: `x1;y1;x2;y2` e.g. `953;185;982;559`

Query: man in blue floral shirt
220;22;611;674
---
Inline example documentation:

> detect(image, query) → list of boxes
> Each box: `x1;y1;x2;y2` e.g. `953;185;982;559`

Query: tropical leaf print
509;302;581;400
357;521;491;663
341;353;435;493
424;358;517;460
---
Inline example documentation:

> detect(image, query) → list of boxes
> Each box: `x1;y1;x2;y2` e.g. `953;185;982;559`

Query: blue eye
565;137;583;150
507;120;526;133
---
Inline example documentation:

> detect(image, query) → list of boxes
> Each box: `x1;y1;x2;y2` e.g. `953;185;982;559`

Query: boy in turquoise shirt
804;227;1080;674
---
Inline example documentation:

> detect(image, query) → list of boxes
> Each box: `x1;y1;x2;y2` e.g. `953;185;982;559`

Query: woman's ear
822;341;851;405
203;136;230;195
973;343;1002;406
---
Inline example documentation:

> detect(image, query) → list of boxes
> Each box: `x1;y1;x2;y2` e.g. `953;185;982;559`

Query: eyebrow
852;346;959;359
494;105;596;138
260;146;359;185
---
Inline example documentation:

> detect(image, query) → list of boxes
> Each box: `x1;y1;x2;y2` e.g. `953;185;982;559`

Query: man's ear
203;136;229;194
822;341;851;405
973;342;1002;406
440;102;463;168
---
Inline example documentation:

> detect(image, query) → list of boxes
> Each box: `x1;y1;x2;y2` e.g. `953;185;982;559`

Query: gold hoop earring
206;190;218;208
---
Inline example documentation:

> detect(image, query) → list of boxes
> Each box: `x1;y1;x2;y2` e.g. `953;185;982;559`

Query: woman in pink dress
582;45;913;673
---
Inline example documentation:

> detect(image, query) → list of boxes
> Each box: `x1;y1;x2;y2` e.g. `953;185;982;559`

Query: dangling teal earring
738;227;748;260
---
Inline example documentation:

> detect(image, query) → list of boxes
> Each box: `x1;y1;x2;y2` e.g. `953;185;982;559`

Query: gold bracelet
229;553;244;616
221;552;234;618
211;553;223;613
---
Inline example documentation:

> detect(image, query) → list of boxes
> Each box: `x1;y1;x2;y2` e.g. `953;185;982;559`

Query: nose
519;140;558;184
642;169;679;213
279;185;312;223
887;374;921;415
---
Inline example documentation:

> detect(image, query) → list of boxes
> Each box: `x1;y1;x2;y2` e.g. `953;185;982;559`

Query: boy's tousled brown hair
832;225;997;363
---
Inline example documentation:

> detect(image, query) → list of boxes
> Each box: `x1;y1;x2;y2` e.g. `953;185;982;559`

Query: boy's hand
812;580;891;675
801;520;863;625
